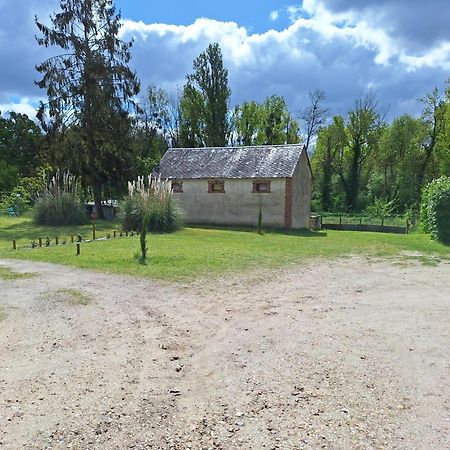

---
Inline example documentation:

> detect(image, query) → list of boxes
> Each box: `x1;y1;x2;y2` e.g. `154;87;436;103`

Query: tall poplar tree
180;43;230;147
35;0;140;217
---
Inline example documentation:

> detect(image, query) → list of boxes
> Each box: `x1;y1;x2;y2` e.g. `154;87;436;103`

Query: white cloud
0;98;38;118
269;10;279;21
0;0;448;120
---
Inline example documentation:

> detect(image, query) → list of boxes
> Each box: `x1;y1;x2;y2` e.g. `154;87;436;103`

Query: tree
0;112;43;177
262;95;300;145
373;114;425;208
35;0;140;218
231;101;262;146
132;85;175;175
231;96;300;146
311;116;346;211
300;89;329;153
0;112;44;197
416;87;445;197
336;92;382;211
180;43;230;147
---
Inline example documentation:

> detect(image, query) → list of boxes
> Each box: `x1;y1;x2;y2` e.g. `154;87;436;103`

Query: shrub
33;192;87;226
420;176;450;243
119;176;183;233
33;171;87;226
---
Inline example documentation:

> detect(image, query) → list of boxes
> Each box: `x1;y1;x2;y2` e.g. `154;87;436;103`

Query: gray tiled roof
158;145;305;179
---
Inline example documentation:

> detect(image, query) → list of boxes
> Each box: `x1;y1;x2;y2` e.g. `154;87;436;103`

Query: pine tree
35;0;140;217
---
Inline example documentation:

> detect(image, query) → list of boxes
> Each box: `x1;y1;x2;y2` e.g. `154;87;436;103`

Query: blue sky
0;0;449;123
115;0;293;33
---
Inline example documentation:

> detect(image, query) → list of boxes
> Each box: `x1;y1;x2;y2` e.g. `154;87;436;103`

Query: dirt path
0;257;449;450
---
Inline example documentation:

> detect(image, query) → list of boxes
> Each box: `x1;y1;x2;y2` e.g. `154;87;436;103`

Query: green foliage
180;43;231;147
33;192;87;226
35;0;140;217
139;211;151;263
119;177;183;233
0;112;43;179
365;198;397;221
232;96;300;146
120;194;181;233
0;161;19;197
420;176;450;243
33;171;87;226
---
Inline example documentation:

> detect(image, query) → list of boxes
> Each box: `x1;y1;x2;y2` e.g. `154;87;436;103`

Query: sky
0;0;449;123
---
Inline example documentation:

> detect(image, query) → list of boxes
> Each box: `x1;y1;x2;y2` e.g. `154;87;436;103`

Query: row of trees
0;0;448;221
132;44;308;178
311;88;450;212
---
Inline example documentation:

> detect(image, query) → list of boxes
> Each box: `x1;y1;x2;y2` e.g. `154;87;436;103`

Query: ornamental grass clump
33;171;87;226
120;175;182;234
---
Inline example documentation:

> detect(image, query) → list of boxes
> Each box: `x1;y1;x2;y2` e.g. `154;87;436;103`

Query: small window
172;180;183;193
208;180;225;193
253;180;271;193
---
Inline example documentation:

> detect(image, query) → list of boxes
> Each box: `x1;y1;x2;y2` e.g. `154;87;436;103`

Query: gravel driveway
0;257;449;449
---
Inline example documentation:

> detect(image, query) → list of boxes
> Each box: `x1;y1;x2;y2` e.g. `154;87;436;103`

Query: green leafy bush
119;176;182;233
420;176;450;243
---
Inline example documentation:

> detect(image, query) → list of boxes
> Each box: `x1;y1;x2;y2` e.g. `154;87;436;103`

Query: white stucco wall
291;150;312;228
174;178;286;227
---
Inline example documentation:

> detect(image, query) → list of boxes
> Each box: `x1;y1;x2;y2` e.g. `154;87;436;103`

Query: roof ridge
169;144;304;151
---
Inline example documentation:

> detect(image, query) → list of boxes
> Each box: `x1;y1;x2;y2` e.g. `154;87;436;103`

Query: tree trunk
93;181;104;220
346;144;361;211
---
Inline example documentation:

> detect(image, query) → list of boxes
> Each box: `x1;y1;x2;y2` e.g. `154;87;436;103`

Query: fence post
55;237;59;245
113;230;116;238
339;217;342;225
12;240;16;251
39;238;42;247
71;235;74;243
76;243;80;256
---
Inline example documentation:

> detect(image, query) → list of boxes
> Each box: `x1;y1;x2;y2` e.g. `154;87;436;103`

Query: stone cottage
157;144;312;229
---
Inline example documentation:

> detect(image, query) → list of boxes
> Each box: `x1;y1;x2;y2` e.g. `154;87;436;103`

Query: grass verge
1;215;449;282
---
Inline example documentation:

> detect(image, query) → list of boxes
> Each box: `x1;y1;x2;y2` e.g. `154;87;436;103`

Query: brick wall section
284;177;293;228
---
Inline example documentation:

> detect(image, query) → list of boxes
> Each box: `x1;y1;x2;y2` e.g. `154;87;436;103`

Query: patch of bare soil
0;257;449;450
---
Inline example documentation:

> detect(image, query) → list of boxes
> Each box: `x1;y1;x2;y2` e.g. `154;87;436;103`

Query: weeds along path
0;258;449;449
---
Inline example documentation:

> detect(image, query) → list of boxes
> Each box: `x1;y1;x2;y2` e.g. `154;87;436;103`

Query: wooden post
71;235;74;243
12;240;16;250
113;230;116;238
76;243;80;256
39;238;42;247
55;237;59;245
339;217;342;225
126;231;128;237
92;220;96;240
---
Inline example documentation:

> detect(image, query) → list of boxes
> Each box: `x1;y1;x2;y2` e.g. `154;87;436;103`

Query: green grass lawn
0;214;448;281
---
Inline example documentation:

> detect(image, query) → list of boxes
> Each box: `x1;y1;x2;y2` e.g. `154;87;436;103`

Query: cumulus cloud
0;0;448;121
120;3;449;118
